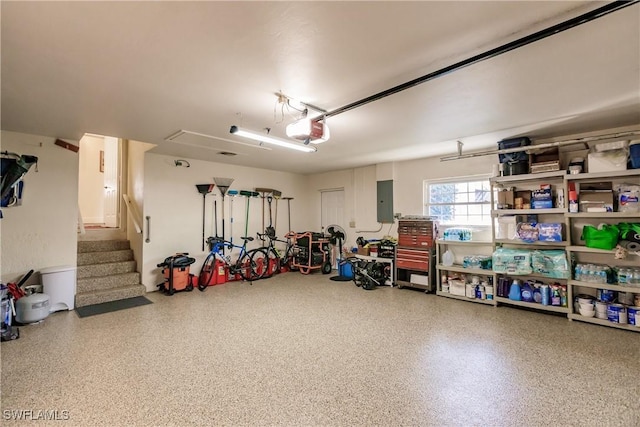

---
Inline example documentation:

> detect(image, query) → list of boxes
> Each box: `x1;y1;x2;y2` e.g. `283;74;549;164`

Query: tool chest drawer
395;248;430;271
397;220;438;249
398;235;433;248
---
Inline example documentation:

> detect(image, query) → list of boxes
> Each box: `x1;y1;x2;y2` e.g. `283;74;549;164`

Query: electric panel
377;180;394;223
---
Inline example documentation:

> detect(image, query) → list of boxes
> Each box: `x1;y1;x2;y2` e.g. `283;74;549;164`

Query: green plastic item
582;224;620;250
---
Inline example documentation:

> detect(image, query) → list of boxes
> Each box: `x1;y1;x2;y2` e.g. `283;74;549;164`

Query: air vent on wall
218;151;237;156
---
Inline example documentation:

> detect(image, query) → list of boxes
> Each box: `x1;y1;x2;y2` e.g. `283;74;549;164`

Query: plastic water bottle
587;264;597;283
574;264;583;281
541;284;550;305
618;267;633;285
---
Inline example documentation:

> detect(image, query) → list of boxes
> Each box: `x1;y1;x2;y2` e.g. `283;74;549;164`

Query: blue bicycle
198;236;268;290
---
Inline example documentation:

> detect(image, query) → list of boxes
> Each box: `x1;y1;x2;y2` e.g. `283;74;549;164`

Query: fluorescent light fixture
229;126;317;153
286;118;330;144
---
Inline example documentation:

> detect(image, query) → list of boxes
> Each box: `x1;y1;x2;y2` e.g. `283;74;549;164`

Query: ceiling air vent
164;129;270;157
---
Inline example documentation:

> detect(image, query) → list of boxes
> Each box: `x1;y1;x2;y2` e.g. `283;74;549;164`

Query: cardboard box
531;148;561;173
531;147;560;164
531;188;553;209
579;190;614;212
497;189;514;209
357;245;370;256
410;274;429;286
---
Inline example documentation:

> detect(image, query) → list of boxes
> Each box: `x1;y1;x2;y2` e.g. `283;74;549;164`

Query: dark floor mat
330;275;354;281
75;296;152;318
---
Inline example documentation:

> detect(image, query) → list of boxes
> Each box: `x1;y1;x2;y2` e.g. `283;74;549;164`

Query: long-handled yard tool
265;196;275;238
214;177;235;254
240;190;259;239
283;197;294;233
227;189;239;244
196;184;215;251
255;187;275;236
271;190;282;235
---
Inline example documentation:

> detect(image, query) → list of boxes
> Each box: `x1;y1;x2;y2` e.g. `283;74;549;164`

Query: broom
195;184;215;251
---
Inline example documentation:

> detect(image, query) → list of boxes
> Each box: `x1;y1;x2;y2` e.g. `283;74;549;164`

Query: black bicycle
256;230;297;278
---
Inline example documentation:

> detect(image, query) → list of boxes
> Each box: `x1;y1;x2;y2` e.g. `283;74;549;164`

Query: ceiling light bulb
229;126;316;153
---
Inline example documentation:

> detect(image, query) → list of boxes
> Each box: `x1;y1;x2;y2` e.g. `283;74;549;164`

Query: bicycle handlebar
257;232;288;244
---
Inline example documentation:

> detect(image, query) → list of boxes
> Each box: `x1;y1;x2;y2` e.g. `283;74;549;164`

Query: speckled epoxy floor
2;273;639;426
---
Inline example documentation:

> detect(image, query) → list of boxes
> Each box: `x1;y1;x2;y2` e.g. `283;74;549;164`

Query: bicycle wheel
284;245;298;271
198;253;216;291
265;247;280;278
242;249;268;281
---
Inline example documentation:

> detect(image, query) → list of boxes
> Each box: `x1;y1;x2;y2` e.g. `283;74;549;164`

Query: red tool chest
395;218;438;291
397;220;438;248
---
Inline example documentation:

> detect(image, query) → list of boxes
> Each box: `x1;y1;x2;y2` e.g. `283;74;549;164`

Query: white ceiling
2;1;639;174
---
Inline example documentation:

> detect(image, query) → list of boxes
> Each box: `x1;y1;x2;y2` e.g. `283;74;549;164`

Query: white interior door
321;189;345;266
321;189;345;231
103;137;119;228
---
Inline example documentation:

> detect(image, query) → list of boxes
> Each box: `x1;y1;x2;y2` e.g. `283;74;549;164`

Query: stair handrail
122;193;143;234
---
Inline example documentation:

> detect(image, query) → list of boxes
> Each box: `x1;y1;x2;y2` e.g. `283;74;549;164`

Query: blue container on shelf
630;142;640;169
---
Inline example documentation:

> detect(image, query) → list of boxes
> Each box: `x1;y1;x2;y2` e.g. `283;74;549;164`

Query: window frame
423;174;493;227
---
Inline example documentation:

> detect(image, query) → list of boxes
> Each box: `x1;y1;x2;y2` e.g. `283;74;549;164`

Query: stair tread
78;271;139;281
76;283;145;296
77;249;134;265
76;239;143;308
75;284;146;308
77;240;131;253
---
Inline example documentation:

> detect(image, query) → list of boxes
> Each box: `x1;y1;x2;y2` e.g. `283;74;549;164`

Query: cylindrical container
442;282;450;293
628;306;640;326
607;304;627;324
540;284;550;305
597;289;616;303
595;300;608;319
15;292;50;324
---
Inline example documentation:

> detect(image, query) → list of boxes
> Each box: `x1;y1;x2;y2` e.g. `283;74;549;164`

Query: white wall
140;153;313;291
0;131;79;284
306;155;497;249
394;155;495;240
78;135;105;223
126;139;155;275
305;165;382;249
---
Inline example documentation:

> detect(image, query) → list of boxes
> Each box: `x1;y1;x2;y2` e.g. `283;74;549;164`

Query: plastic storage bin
338;259;354;278
630;141;640;169
40;265;76;312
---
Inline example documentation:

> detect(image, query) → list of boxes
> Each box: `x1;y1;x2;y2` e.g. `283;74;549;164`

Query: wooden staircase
76;240;146;307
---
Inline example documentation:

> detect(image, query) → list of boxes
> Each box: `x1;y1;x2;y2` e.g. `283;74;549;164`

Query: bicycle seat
241;236;254;242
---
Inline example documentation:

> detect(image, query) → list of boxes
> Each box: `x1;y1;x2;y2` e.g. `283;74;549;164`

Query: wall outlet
349;221;356;228
394;212;402;219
